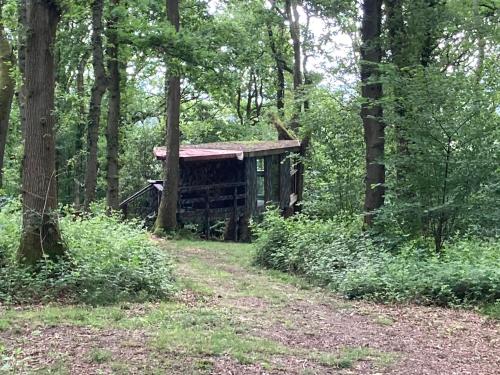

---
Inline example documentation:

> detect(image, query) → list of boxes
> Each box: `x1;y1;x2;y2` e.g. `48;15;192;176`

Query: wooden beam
264;156;272;204
245;157;257;217
264;155;280;205
279;154;291;212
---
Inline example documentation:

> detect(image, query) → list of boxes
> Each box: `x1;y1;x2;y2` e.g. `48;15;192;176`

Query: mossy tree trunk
18;0;66;265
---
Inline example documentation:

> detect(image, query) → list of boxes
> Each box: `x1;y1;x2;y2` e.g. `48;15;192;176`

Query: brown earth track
0;240;498;374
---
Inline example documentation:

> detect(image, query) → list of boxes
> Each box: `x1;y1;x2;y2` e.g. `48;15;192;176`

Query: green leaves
0;203;175;305
254;209;500;306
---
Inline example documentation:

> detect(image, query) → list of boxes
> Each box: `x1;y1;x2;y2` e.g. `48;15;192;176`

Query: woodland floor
0;239;498;374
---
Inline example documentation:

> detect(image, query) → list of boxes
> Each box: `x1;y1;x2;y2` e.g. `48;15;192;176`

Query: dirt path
168;240;499;375
0;240;498;374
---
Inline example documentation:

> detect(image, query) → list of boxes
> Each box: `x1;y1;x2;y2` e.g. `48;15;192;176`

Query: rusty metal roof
154;147;244;161
154;140;301;161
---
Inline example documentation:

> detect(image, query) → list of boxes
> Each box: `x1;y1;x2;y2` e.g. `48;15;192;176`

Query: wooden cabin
120;140;301;240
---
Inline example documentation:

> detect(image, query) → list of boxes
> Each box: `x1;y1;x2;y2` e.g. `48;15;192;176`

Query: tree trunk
385;0;409;189
266;21;285;115
18;0;65;265
360;0;384;227
154;0;180;233
105;0;121;211
267;1;283;114
473;0;485;78
0;3;15;189
73;52;89;208
419;0;440;67
245;69;253;120
17;0;26;136
84;0;108;210
285;0;303;127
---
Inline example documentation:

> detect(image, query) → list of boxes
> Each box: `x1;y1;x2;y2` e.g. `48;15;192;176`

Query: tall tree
360;0;384;226
84;0;108;210
105;0;121;210
266;19;286;115
18;0;66;264
154;0;181;232
267;0;292;115
285;0;303;126
473;0;485;78
17;0;26;135
0;0;15;189
385;0;410;190
73;51;89;208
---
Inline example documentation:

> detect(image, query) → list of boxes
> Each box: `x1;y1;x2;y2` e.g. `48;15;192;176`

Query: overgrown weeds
254;210;500;308
0;201;175;305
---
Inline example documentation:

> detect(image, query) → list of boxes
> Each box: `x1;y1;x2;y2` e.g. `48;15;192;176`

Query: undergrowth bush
0;201;174;305
254;210;500;307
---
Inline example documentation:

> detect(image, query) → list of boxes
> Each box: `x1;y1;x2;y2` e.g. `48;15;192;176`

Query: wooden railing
178;182;246;236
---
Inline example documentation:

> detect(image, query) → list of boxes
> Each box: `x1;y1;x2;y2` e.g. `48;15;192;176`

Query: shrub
254;210;500;307
0;202;175;305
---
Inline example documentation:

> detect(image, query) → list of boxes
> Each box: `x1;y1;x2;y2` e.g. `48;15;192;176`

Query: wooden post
239;157;257;241
264;155;280;206
205;188;210;238
233;186;238;240
279;153;291;216
223;185;239;242
245;157;257;217
264;156;272;205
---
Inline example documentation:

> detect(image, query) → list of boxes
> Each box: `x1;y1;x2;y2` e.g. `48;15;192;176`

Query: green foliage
301;89;364;218
0;202;174;304
382;64;500;248
254;210;500;307
0;197;20;266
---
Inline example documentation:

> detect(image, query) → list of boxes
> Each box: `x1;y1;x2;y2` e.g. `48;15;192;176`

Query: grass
0;239;408;373
0;305;128;330
374;314;395;326
88;348;113;364
35;360;70;374
311;347;397;369
154;326;288;364
480;302;500;320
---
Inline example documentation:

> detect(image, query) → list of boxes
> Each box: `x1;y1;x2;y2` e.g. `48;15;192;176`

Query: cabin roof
154;140;301;161
154;147;244;162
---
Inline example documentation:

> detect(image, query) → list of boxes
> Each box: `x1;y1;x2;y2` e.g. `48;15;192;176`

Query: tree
0;0;15;189
384;0;411;195
84;0;108;210
154;0;181;232
360;0;384;226
73;51;90;208
17;0;26;135
265;2;288;115
105;0;121;210
18;0;66;264
285;0;303;124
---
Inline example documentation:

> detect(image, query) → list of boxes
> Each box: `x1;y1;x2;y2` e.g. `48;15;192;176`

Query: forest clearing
0;0;499;373
1;239;498;374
